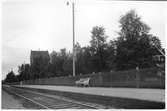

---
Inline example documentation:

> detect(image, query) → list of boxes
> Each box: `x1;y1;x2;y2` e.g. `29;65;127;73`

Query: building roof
30;50;50;59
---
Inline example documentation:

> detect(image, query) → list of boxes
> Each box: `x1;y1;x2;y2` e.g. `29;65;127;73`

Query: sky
1;0;167;80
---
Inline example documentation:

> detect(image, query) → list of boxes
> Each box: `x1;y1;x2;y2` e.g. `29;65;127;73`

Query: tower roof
30;50;50;58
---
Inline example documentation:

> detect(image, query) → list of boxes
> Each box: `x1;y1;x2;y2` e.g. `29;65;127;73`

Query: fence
11;68;165;89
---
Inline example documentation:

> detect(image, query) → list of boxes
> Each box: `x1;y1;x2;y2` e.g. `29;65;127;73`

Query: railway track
3;85;112;109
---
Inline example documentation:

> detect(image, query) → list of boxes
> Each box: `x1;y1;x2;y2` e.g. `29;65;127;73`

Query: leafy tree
75;42;83;74
79;46;94;74
49;51;58;74
90;26;108;72
115;10;162;70
63;54;73;76
106;40;117;70
18;64;31;81
4;71;18;83
50;48;69;76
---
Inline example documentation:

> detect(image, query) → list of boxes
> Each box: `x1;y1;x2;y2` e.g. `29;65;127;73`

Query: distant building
30;50;50;66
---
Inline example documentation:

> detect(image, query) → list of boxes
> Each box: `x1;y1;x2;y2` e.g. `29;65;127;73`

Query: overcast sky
1;0;167;80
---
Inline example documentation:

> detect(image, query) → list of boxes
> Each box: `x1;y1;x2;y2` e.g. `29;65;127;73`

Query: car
75;77;90;87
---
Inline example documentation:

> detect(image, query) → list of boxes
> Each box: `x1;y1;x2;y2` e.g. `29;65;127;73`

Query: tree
75;42;83;75
4;71;18;83
119;10;150;38
150;35;164;56
90;26;108;72
50;48;69;76
106;40;117;70
79;46;94;74
115;10;162;70
18;64;31;81
49;51;58;76
63;54;73;76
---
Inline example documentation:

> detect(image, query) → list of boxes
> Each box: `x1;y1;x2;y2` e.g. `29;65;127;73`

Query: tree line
3;10;164;83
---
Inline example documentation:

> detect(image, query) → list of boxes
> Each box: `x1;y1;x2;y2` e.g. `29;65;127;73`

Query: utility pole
72;2;75;77
67;1;75;76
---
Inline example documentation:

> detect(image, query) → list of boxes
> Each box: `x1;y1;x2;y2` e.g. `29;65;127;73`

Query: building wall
30;51;50;66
